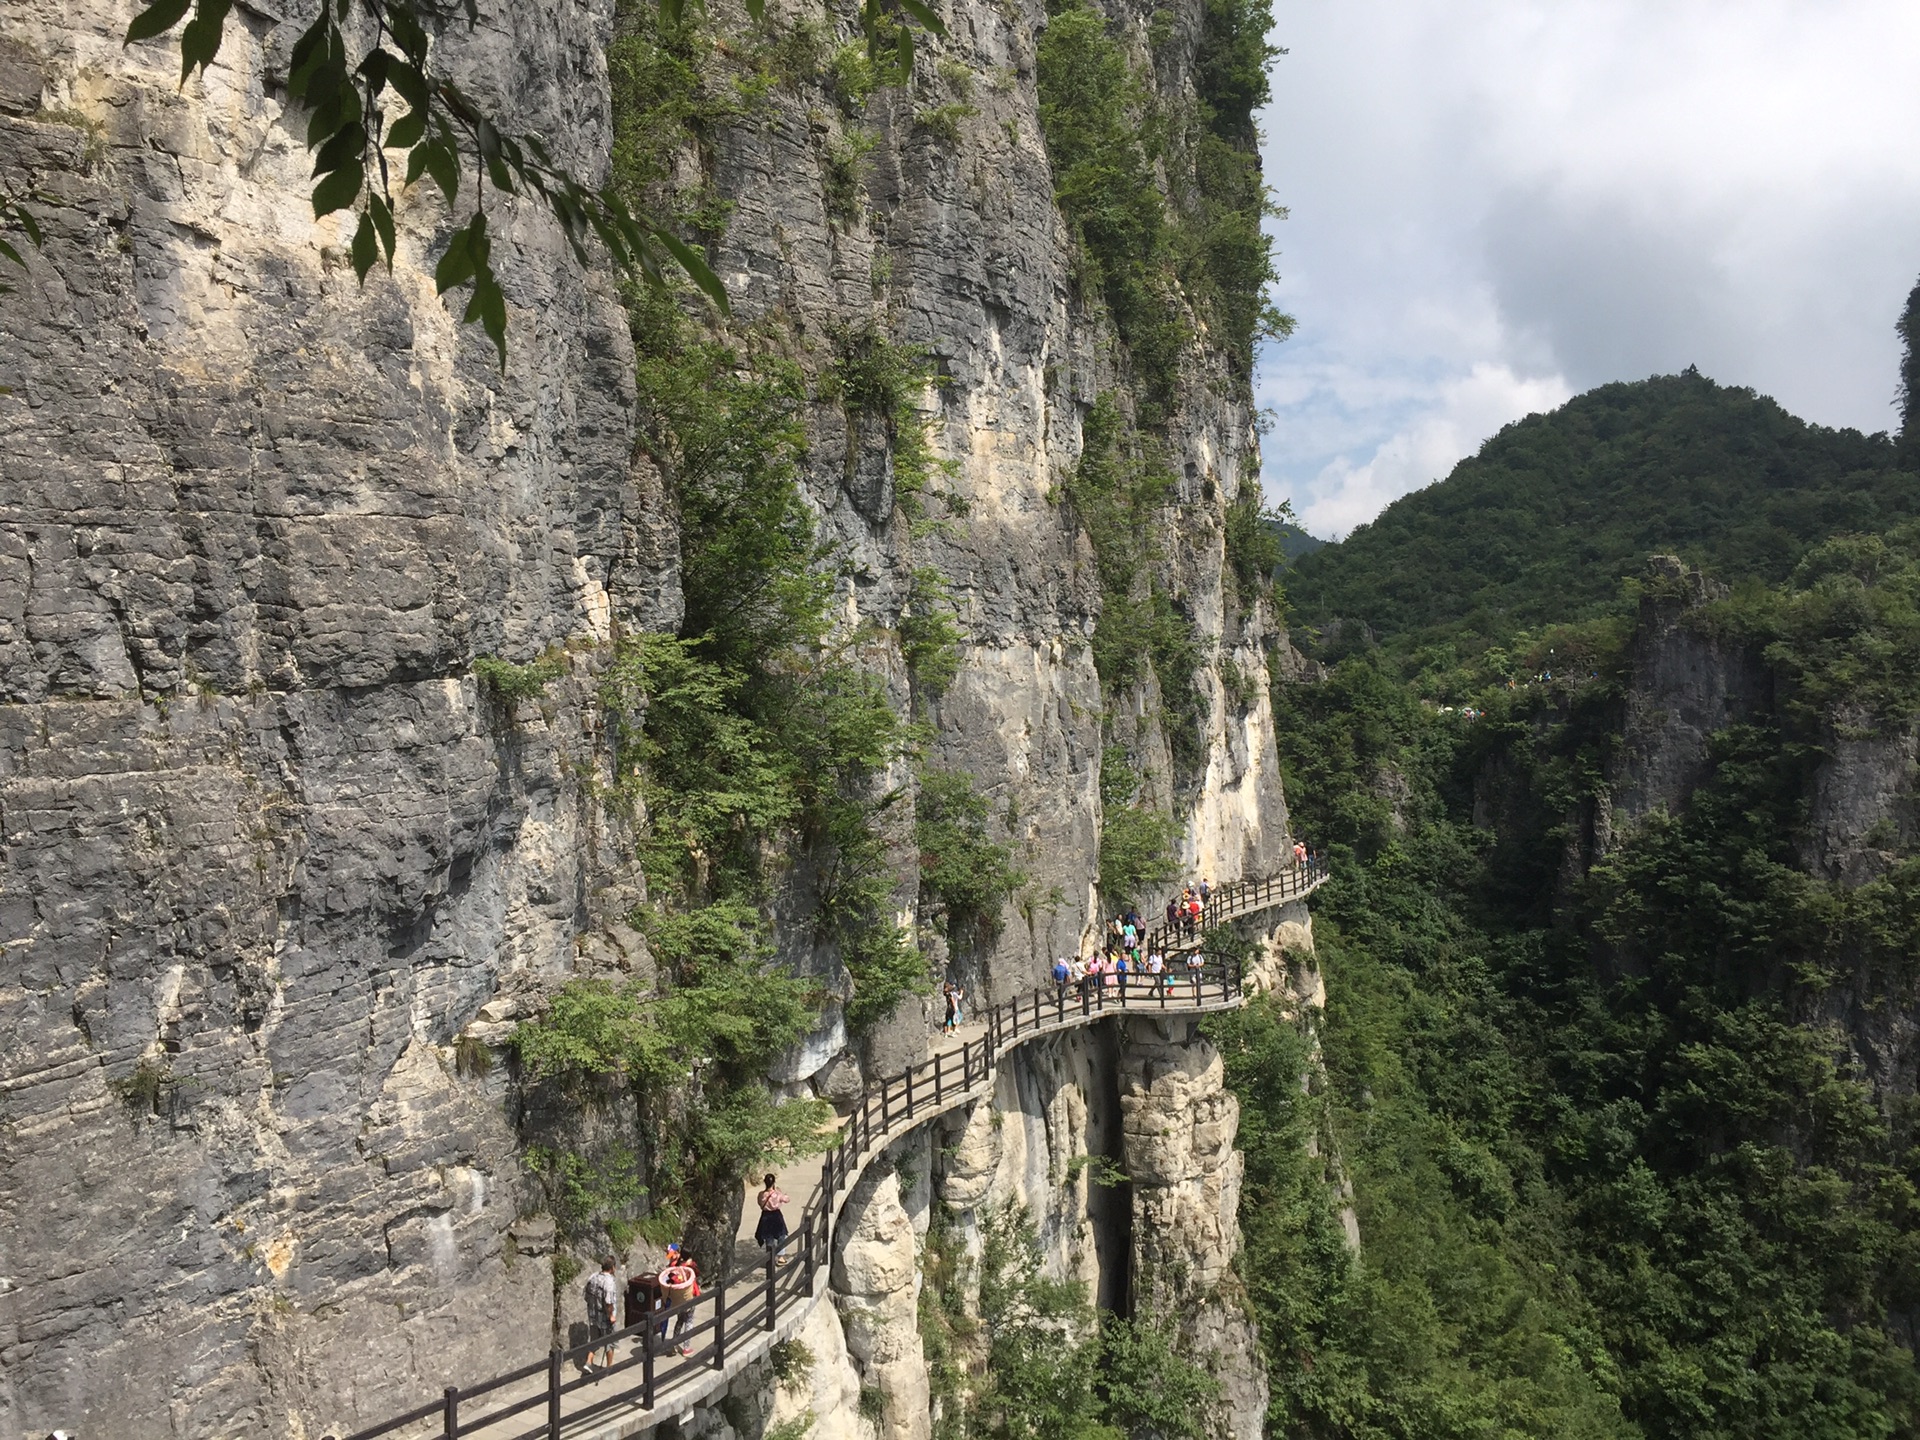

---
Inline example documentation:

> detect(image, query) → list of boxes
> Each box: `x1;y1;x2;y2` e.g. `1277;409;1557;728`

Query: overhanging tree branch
100;0;944;367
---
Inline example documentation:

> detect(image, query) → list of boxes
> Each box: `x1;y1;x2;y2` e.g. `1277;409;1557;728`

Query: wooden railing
335;859;1326;1440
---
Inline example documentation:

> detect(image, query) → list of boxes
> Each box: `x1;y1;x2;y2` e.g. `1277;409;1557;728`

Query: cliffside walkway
335;861;1327;1440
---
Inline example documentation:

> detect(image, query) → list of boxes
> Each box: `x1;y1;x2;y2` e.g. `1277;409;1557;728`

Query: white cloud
1255;0;1920;534
1295;363;1571;538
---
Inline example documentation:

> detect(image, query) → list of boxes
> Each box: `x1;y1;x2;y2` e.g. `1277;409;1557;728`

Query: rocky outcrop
1119;1016;1267;1437
1607;557;1771;839
1801;716;1920;886
832;1167;931;1440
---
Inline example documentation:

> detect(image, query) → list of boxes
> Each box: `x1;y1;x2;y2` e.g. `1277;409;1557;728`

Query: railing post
905;1063;915;1117
547;1348;562;1438
765;1247;777;1331
934;1049;944;1105
805;1215;817;1290
714;1278;727;1369
643;1322;656;1409
443;1385;459;1440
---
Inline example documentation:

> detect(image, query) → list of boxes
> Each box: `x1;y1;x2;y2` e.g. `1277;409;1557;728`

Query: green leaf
653;229;730;315
0;238;22;268
311;159;364;217
891;27;915;85
474;120;512;193
367;192;396;268
387;4;428;57
286;12;336;98
16;206;41;247
422;138;458;205
304;73;361;149
124;0;192;45
355;47;390;92
409;136;458;205
385;107;428;152
350;208;377;281
310;120;366;179
434;214;486;295
178;0;233;79
385;58;429;112
895;0;946;36
742;0;765;20
465;265;508;371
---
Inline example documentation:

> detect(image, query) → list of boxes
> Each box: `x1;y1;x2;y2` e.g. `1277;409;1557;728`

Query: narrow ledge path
336;863;1328;1440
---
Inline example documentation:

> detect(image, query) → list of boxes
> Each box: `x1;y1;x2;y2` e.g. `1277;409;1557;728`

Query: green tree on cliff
1898;274;1920;462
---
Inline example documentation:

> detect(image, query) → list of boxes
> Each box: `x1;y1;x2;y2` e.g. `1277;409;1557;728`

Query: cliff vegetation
1239;341;1920;1439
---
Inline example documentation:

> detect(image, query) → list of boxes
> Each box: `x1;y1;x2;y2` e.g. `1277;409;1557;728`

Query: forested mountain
1286;370;1916;661
1231;322;1920;1439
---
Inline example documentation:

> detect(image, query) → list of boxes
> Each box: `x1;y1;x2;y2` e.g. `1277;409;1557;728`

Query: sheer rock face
0;0;1291;1436
0;1;647;1435
1120;1017;1268;1440
1592;565;1920;1105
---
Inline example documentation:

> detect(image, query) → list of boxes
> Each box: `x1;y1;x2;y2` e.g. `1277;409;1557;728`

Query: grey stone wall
0;0;1294;1434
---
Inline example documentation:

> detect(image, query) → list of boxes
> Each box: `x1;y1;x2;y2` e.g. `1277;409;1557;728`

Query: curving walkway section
336;862;1328;1440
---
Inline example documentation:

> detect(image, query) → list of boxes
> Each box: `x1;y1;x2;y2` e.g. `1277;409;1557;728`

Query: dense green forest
1220;344;1920;1439
1285;371;1916;667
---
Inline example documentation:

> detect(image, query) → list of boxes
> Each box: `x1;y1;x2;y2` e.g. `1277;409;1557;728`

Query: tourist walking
1115;950;1130;997
756;1174;791;1262
1293;839;1306;869
1186;949;1204;992
585;1258;620;1375
1146;949;1165;990
1053;955;1072;1003
661;1246;699;1356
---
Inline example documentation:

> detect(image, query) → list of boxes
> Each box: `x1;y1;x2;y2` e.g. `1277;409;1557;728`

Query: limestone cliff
0;0;1294;1435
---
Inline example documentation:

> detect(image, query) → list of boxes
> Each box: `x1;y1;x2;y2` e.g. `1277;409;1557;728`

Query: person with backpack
1186;949;1205;993
584;1258;620;1375
1052;955;1072;1003
661;1246;699;1356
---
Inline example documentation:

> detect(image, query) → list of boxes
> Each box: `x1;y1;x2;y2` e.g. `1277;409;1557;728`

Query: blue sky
1254;0;1920;538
